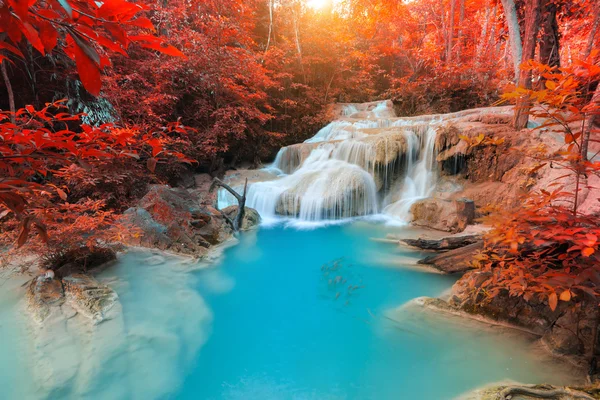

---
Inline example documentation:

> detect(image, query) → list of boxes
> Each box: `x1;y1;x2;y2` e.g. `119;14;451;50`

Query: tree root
497;386;596;400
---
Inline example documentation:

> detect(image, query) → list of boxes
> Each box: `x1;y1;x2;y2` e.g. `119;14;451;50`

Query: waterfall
382;127;438;220
218;100;443;224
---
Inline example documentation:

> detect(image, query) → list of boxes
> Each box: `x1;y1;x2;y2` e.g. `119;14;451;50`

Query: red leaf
139;41;185;57
559;290;572;302
548;292;558;311
16;217;32;248
129;16;155;31
105;23;129;47
96;35;127;56
22;22;45;55
73;43;102;96
38;20;58;52
146;157;157;172
0;41;24;57
56;187;68;201
582;247;595;257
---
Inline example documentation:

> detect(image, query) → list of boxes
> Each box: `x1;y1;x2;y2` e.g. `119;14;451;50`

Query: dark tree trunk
539;1;560;69
1;60;15;123
513;0;542;130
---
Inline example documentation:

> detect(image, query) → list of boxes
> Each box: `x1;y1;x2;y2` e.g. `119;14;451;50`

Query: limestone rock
26;276;65;324
122;185;236;256
222;206;261;231
410;198;475;233
451;270;600;358
62;274;118;324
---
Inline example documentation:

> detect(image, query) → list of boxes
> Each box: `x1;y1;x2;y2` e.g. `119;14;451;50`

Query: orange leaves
459;133;505;149
548;292;558;311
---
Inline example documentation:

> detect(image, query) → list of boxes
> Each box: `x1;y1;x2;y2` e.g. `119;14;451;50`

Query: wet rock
457;384;596;400
62;274;118;324
122;185;259;256
451;270;600;359
26;276;65;324
410;198;475;233
222;206;261;231
418;241;482;274
400;234;481;251
45;246;117;278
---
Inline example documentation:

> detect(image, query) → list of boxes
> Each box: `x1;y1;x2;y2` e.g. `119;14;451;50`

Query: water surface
0;222;578;399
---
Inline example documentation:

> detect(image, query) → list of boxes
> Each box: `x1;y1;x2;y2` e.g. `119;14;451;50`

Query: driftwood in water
400;234;481;251
210;178;248;232
418;241;483;274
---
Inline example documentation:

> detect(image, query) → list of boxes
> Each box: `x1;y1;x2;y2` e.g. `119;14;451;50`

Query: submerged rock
410;198;475;233
26;276;65;324
62;274;118;324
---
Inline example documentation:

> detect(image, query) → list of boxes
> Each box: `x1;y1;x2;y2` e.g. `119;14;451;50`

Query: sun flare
306;0;328;10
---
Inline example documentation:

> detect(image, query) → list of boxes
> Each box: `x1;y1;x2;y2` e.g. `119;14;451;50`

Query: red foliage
0;0;184;95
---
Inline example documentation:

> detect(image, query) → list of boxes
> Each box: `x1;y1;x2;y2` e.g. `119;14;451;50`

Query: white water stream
219;100;441;224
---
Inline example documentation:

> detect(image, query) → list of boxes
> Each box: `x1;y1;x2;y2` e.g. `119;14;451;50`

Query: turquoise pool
0;222;577;399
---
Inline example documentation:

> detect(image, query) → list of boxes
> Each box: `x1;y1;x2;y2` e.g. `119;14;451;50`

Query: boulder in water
122;185;256;256
410;198;475;233
451;270;599;360
62;274;118;324
26;276;66;324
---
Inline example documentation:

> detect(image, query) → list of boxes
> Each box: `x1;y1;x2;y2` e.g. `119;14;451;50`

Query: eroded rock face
122;185;257;256
410;198;475;233
451;270;599;359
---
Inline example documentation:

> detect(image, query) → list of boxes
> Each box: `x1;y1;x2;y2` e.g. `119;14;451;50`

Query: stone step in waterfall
218;100;511;223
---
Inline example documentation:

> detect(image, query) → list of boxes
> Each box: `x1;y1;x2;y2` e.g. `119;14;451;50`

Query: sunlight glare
306;0;328;10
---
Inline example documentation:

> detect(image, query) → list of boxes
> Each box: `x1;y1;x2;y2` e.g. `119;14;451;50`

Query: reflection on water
0;222;581;399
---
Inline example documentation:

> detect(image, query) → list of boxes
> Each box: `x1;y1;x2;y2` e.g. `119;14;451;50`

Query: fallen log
417;241;483;274
400;234;481;251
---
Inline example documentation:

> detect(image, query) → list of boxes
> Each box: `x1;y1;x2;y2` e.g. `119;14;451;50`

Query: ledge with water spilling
218;100;513;225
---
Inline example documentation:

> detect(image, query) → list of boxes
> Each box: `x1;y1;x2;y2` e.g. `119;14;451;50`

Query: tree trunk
500;0;523;82
584;2;600;60
582;81;600;161
262;0;274;62
1;60;15;124
446;0;456;62
476;0;492;66
513;0;542;130
539;0;560;69
456;0;465;59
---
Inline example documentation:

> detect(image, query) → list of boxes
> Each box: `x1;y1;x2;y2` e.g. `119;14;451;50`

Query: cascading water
382;127;438;220
218;100;443;224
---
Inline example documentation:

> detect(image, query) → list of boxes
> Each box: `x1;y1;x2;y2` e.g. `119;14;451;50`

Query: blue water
0;222;578;399
170;223;573;400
